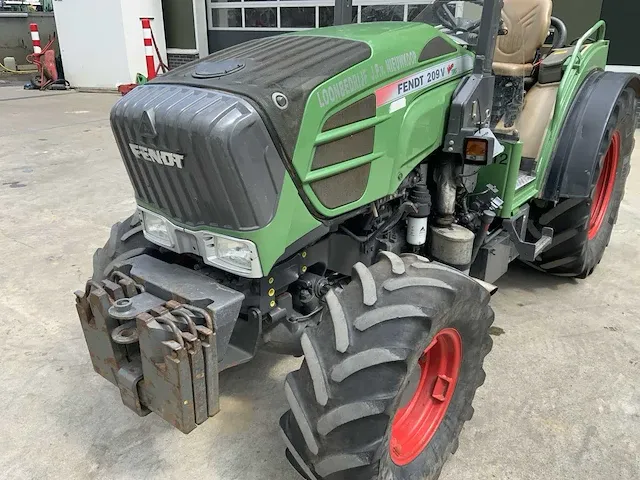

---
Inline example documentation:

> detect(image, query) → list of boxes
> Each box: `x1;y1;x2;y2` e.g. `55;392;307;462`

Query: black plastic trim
541;71;640;201
276;225;332;264
538;47;575;84
419;36;457;62
110;85;286;231
150;35;372;224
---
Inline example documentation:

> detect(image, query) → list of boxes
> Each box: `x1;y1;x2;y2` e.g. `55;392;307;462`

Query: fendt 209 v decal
375;55;474;107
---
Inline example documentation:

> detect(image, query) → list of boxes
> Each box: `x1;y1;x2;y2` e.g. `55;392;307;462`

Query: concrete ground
0;87;638;480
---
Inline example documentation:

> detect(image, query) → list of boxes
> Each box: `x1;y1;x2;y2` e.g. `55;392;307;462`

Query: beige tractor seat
493;0;553;77
493;62;536;78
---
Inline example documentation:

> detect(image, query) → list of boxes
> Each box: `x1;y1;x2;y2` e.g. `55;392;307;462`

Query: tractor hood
150;23;462;161
110;23;472;275
153;34;371;161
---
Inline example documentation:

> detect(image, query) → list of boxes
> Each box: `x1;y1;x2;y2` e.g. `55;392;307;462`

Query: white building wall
52;0;167;89
53;0;128;89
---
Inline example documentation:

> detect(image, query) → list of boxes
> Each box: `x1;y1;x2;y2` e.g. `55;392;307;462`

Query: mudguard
541;71;640;201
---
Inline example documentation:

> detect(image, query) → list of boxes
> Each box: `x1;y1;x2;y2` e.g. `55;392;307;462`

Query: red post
30;23;41;55
141;18;156;80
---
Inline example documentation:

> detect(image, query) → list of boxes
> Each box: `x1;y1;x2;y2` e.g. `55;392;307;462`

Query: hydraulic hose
471;210;496;264
0;62;34;74
339;202;417;243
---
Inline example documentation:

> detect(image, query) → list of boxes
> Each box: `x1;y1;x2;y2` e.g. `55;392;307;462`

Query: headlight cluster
142;211;174;247
140;209;262;278
202;233;258;275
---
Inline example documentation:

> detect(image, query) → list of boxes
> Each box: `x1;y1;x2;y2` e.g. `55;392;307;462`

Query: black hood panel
110;84;286;231
153;35;372;160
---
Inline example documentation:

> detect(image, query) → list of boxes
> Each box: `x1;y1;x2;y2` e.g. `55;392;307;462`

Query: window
360;5;404;22
318;5;359;27
408;4;429;21
211;8;243;27
163;0;197;50
245;7;277;27
207;0;435;31
281;7;316;28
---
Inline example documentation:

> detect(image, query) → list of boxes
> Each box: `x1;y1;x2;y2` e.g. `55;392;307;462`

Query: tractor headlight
142;211;174;247
214;237;253;271
137;207;262;278
202;233;262;278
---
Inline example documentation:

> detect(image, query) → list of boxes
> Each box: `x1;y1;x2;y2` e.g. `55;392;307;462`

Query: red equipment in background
28;23;59;89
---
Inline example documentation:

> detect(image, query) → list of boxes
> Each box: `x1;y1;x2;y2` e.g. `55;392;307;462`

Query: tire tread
282;254;494;479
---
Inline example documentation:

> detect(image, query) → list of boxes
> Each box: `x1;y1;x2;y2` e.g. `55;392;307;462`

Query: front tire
92;213;156;281
281;252;494;479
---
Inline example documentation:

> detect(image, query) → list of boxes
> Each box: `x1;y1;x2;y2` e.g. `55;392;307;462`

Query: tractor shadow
494;260;579;293
218;349;300;399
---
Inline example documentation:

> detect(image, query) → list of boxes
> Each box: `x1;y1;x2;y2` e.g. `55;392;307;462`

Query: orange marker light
464;138;489;164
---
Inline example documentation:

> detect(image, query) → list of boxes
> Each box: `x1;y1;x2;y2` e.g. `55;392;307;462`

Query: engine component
429;224;475;272
407;216;428;246
461;164;482;193
434;159;458;226
469;183;504;213
296;273;330;299
407;185;432;246
470;230;518;284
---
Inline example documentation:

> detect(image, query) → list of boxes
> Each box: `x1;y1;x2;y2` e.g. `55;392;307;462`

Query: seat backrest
495;0;553;66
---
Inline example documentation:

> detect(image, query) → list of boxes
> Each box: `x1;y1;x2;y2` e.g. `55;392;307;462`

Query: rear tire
281;253;494;479
92;213;156;281
528;86;636;277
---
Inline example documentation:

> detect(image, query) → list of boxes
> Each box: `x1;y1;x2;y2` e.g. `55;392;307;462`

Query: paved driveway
0;87;638;479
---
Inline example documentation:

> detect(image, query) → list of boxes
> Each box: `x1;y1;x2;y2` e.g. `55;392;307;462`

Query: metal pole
334;0;353;25
473;0;503;75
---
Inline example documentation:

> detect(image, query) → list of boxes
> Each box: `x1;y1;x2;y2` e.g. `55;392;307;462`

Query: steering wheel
434;0;484;34
550;16;568;49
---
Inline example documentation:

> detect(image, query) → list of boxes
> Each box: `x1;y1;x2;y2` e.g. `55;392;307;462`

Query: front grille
110;84;286;231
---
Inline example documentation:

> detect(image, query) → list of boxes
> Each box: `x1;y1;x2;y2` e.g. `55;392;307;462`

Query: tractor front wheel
92;213;157;281
281;252;494;480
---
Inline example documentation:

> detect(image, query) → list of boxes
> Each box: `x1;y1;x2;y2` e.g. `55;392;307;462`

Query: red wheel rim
589;131;620;240
390;328;462;466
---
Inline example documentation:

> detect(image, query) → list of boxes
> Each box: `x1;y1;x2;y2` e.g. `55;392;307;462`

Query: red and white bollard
30;23;41;55
141;18;156;80
27;22;59;88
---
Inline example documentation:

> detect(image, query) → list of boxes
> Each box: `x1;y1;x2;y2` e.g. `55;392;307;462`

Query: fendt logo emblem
140;109;157;139
129;143;185;169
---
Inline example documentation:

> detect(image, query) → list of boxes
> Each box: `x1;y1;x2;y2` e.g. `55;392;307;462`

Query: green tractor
75;0;638;478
